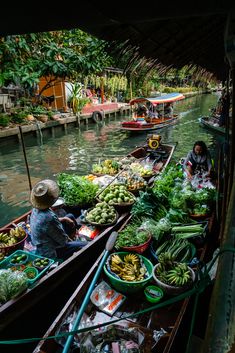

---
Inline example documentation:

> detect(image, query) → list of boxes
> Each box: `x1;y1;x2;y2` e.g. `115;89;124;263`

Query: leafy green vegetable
115;219;149;248
0;269;28;303
57;173;99;206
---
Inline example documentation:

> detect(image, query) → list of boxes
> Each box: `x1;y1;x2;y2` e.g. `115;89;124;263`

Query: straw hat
30;179;60;209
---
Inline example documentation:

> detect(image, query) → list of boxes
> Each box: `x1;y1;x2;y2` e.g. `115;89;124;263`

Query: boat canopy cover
130;93;185;105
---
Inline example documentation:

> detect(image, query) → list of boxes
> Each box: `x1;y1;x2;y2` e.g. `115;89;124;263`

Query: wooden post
18;126;32;191
100;77;104;104
130;78;133;100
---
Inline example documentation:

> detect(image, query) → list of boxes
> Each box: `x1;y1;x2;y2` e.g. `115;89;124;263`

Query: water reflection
0;93;222;226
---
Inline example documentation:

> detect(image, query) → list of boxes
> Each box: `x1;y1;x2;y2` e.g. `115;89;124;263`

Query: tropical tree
0;30;113;99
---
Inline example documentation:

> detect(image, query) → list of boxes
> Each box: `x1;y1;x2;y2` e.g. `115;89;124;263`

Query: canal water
0;93;223;227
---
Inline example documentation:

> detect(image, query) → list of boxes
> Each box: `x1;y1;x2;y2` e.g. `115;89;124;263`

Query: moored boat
0;141;175;334
199;116;226;135
32;212;216;353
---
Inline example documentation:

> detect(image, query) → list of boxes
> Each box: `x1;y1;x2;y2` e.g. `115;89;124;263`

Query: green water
0;93;223;227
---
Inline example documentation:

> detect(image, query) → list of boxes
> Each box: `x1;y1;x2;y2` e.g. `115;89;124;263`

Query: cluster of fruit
10;253;28;264
110;253;146;281
92;159;120;175
156;253;192;287
129;162;154;178
33;257;50;270
0;227;26;247
98;184;135;205
118;172;146;191
86;202;117;225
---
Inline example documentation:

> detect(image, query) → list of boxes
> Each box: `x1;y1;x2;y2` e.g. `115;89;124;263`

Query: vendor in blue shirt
30;179;87;261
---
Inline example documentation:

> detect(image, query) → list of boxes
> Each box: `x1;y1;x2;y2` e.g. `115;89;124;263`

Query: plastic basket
152;263;196;296
149;242;196;265
120;236;152;254
0;250;54;284
103;252;153;294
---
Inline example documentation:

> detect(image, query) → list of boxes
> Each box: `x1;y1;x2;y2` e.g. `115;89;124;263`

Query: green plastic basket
103;251;153;294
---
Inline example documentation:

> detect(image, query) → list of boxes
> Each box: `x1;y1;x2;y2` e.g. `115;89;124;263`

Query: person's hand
59;217;74;224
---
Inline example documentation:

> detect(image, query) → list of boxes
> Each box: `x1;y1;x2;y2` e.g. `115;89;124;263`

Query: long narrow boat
0;142;175;335
121;116;178;132
199;116;225;135
121;93;185;133
33;213;216;353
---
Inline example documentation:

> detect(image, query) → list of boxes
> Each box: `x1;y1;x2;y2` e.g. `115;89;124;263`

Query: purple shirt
30;208;67;258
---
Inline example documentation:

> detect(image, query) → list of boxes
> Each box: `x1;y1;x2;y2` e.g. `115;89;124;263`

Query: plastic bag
0;269;28;304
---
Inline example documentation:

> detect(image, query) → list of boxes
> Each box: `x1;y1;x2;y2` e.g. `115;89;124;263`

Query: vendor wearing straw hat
30;179;87;261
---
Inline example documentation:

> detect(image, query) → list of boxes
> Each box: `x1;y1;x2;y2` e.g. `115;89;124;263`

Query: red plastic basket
120;236;152;254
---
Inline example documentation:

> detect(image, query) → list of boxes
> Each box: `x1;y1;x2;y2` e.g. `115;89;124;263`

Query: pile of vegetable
129;162;154;178
154;238;195;263
57;173;99;206
115;220;150;249
33;257;50;270
98;184;135;205
92;159;120;175
86;202;117;225
0;269;28;303
117;172;146;192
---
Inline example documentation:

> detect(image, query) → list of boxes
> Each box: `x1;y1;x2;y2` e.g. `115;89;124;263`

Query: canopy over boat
130;92;185;106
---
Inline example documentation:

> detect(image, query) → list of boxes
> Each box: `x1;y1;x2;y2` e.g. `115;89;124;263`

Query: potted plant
152;252;195;295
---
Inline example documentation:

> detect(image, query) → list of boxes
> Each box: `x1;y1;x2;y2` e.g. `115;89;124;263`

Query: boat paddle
62;231;118;353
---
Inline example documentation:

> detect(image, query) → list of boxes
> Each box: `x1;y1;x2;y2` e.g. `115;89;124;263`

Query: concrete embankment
0;103;131;144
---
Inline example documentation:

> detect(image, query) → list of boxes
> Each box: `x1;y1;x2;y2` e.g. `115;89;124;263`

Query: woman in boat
29;179;87;261
183;141;213;180
136;103;148;117
164;102;174;117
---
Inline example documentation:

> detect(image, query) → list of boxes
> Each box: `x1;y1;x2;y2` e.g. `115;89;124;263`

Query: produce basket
0;227;28;258
0;250;54;284
85;209;119;228
152;262;196;296
189;213;210;220
120;236;152;254
149;242;196;265
92;172;118;177
111;200;136;213
104;252;153;294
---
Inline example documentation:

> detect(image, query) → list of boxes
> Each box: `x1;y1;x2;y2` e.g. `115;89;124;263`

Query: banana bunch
158;252;175;271
11;226;26;240
110;253;146;282
0;232;10;244
0;227;26;248
166;263;191;287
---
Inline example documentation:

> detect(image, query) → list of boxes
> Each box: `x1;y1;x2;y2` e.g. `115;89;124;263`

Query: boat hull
121;117;178;132
199;116;225;135
33;213;216;353
0;143;175;333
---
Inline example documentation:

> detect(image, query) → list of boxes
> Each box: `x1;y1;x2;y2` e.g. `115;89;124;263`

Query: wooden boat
0;142;175;335
199;116;225;135
33;213;216;353
121;93;185;132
